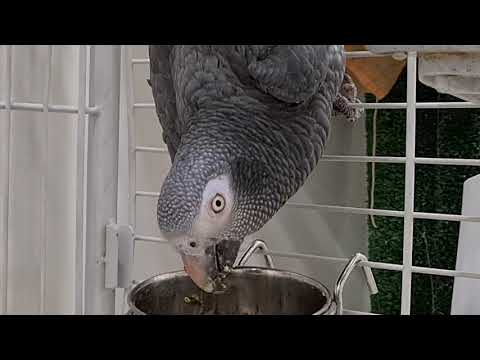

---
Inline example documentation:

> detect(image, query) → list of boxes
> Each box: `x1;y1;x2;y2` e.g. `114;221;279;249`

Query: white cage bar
1;45;12;315
400;52;417;315
0;102;100;114
134;146;480;166
74;45;88;315
133;101;480;110
39;45;53;314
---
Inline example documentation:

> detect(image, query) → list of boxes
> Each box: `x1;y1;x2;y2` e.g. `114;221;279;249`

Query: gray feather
148;45;181;161
150;45;347;239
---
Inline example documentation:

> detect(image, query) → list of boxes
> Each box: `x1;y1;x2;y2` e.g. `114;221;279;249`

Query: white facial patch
191;174;234;240
166;233;206;256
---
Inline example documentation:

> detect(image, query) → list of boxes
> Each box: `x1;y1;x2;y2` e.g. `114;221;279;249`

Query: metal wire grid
0;45;96;314
0;45;120;315
125;47;480;315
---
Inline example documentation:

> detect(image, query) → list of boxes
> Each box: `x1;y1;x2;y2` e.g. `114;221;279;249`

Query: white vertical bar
84;45;120;314
75;45;87;315
401;52;417;315
125;46;136;230
127;46;137;315
1;45;13;314
122;45;137;315
40;45;53;314
113;45;135;315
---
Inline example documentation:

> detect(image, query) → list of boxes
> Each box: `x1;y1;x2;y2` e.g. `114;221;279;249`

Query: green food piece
184;294;202;306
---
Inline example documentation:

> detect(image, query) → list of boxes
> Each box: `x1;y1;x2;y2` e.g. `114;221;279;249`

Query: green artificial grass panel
365;69;480;315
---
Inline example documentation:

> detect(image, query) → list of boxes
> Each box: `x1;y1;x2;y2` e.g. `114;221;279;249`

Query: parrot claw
333;72;364;124
333;95;364;124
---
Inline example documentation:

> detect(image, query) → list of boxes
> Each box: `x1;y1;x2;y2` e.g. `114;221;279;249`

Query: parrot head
157;134;279;293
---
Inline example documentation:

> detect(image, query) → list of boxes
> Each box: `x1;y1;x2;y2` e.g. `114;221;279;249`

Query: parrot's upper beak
180;239;241;293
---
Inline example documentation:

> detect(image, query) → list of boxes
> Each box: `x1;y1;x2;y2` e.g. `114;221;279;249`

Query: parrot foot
333;73;364;123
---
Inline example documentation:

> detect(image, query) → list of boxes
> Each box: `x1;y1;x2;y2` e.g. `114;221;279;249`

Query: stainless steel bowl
127;267;335;315
126;240;378;315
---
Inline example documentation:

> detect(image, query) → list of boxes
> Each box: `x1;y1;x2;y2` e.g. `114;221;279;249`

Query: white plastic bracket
105;220;135;289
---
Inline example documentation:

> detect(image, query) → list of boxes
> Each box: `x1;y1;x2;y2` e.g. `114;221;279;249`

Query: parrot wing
148;45;181;162
244;45;345;105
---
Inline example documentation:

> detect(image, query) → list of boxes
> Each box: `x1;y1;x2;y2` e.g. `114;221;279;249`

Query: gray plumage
148;45;358;293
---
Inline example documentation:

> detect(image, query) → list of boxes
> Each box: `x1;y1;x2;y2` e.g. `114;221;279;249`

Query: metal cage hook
236;239;275;269
334;253;378;315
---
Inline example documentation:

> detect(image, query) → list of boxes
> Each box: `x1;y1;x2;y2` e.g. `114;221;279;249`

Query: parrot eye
211;194;226;213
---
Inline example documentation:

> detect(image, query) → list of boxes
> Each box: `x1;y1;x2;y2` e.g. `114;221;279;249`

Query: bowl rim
127;266;333;315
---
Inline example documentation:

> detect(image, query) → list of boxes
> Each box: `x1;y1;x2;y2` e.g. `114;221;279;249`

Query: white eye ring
211;194;226;213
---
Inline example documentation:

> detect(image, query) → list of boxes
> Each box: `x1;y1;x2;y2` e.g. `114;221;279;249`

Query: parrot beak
180;239;242;293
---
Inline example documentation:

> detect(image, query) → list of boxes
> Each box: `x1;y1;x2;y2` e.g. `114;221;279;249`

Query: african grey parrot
148;45;361;293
